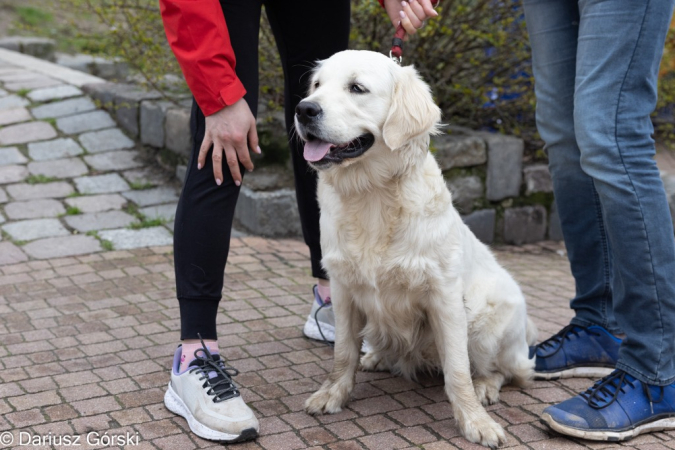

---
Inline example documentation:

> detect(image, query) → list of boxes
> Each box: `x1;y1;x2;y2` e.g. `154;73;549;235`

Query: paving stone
55;53;129;80
548;202;563;241
446;175;483;213
139;203;177;221
4;199;66;220
27;138;84;161
0;88;7;97
140;100;172;147
0;95;29;110
74;173;130;194
0;165;28;184
31;97;96;119
0;187;7;203
64;210;136;232
78;128;134;153
0;147;28;165
22;235;101;259
5;78;62;92
28;158;89;179
28;85;83;102
433;131;487;170
462;209;496;245
98;227;173;250
524;164;553;195
84;150;142;171
81;82;130;109
234;187;302;237
0;241;28;264
56;110;115;134
65;194;127;213
176;164;187;184
2;219;70;241
123;167;170;186
0;212;4;225
503;205;547;245
0;107;32;126
165;107;191;156
484;133;524;201
0;36;56;60
6;182;74;200
122;187;179;207
0;122;57;145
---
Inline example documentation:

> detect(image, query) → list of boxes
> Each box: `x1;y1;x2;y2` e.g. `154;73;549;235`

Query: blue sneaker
531;324;621;380
541;370;675;441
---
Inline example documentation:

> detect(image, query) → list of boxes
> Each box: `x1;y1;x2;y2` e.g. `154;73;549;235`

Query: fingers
211;142;225;186
399;10;417;34
417;0;439;18
222;145;242;187
400;0;438;34
407;0;427;24
248;119;261;155
198;134;212;170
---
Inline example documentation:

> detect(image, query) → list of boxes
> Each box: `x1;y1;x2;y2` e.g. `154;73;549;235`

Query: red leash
390;0;439;64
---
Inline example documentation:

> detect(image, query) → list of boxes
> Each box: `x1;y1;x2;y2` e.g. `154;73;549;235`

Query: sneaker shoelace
533;324;601;357
581;369;664;413
188;335;241;403
314;298;334;348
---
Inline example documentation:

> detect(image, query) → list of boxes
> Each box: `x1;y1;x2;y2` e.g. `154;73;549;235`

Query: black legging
174;0;351;340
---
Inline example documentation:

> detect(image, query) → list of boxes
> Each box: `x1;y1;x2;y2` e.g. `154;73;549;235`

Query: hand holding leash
384;0;439;64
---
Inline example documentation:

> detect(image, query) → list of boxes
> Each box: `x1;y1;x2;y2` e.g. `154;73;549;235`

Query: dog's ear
382;66;442;150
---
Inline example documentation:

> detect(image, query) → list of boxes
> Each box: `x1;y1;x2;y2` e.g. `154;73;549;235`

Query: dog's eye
313;81;320;89
349;84;366;94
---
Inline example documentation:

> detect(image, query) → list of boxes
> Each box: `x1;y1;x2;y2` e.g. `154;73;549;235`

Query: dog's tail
526;315;538;347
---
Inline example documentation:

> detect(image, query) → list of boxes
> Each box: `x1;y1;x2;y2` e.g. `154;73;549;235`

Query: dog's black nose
295;101;322;125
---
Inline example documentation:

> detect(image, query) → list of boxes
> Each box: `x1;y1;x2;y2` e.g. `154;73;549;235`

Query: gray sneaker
303;285;335;342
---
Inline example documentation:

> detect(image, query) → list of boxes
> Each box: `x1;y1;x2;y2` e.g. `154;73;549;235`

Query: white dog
294;50;537;448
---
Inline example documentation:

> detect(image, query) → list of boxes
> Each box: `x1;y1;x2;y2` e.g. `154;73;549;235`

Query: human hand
383;0;438;36
200;98;261;186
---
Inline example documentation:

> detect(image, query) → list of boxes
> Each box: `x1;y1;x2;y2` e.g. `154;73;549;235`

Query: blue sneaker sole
535;366;615;380
542;412;675;441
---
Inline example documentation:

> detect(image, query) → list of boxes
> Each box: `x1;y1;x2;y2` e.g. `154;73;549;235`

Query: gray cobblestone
27;138;83;161
462;209;496;245
64;210;136;232
446;176;483;213
5;78;61;92
0;187;7;203
64;194;127;213
0;107;32;126
84;150;143;171
0;241;28;264
22;235;101;259
31;97;96;119
4;199;65;220
98;226;172;249
2;218;70;241
524;164;553;195
74;173;130;194
165;107;191;156
114;88;161;137
0;147;28;166
6;182;74;200
140;100;172;148
433;132;487;170
139;203;177;221
56;110;115;135
485;133;524;201
0;165;28;184
0;95;29;110
0;121;57;145
28;85;83;102
78;128;134;153
121;187;179;207
28;157;88;179
503;205;547;245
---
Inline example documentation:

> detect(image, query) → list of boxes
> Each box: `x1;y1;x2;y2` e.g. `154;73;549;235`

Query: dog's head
294;50;441;172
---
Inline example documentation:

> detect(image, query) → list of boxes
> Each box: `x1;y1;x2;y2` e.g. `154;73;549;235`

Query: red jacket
160;0;386;116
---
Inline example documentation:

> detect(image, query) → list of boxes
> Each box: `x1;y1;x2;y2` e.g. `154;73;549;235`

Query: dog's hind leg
306;281;365;415
360;351;390;372
473;372;505;406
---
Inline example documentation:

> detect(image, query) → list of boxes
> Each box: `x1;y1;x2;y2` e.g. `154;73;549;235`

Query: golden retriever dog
294;50;537;448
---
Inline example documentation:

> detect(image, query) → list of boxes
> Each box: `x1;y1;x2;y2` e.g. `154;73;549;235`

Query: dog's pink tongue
303;140;332;162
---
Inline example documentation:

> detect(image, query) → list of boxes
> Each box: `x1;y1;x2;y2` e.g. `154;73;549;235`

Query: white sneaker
303;286;372;353
164;344;259;442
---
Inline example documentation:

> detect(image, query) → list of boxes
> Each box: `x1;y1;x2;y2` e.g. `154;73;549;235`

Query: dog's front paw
457;411;506;448
360;351;389;372
305;383;350;415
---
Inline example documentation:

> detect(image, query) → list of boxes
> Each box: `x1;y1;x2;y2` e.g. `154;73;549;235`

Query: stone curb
0;48;106;87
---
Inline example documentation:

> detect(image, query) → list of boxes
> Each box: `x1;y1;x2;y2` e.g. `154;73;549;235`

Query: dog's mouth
303;133;375;166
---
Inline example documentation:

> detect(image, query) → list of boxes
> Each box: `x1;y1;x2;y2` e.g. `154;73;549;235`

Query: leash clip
389;50;402;65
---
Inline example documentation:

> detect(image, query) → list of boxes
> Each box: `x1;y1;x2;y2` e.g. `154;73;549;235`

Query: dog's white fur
295;50;537;448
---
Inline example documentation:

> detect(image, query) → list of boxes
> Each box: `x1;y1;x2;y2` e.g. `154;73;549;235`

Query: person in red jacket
159;0;437;442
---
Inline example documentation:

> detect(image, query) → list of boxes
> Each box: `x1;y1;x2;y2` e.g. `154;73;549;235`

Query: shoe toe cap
544;403;591;430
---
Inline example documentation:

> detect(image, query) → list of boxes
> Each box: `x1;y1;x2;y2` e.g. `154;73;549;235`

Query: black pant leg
264;0;351;280
175;0;263;340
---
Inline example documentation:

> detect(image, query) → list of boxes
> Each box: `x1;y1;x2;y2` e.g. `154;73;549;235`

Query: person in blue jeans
524;0;675;441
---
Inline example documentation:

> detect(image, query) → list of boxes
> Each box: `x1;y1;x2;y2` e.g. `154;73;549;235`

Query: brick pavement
0;238;669;450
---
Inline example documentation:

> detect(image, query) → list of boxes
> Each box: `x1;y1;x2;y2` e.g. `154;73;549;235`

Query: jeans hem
616;361;675;386
570;315;623;335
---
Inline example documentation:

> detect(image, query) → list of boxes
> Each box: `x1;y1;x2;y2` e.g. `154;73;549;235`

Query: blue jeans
523;0;675;385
